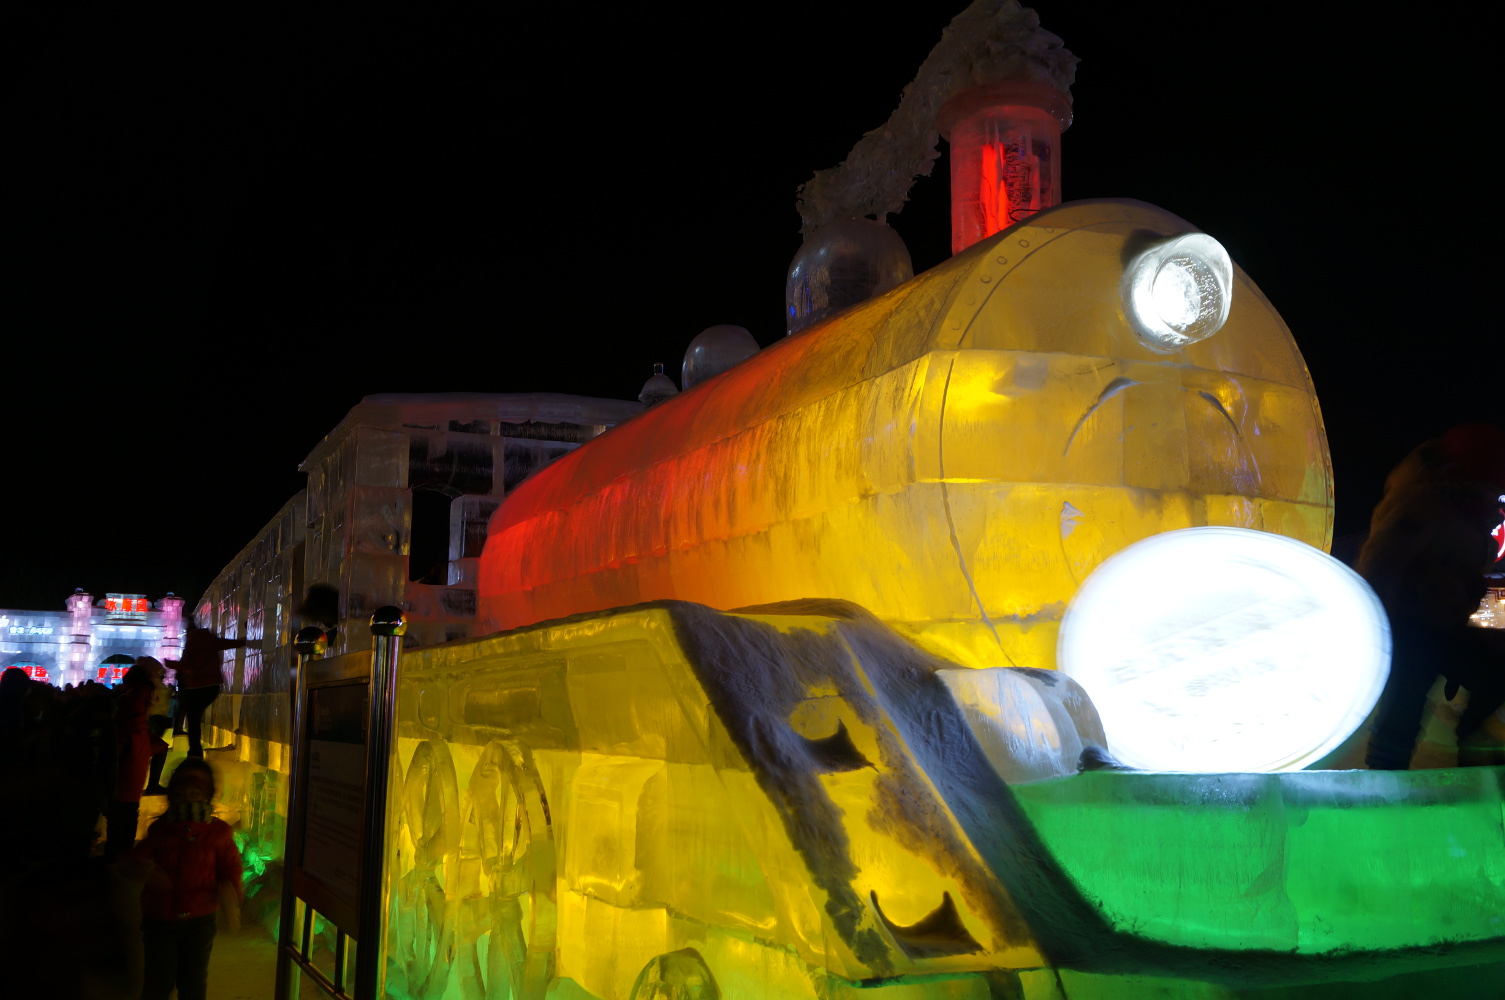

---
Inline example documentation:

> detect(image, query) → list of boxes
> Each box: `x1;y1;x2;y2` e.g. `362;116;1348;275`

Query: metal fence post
354;607;405;1000
275;626;327;1000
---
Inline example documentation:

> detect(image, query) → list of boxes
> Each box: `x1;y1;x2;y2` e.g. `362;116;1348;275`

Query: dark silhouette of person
105;661;157;860
296;583;339;631
1360;423;1505;769
139;656;173;794
177;623;248;758
296;583;341;650
0;666;31;743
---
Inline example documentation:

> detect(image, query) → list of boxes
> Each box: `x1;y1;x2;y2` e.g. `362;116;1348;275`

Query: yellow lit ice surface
383;603;1505;999
386;604;1045;1000
480;201;1333;669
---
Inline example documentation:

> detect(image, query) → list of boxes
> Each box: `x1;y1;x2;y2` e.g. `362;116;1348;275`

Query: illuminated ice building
204;4;1505;998
0;590;184;687
192;392;639;758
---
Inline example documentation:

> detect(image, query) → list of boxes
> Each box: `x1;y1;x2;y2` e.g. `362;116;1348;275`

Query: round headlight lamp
1057;527;1390;773
1123;233;1233;352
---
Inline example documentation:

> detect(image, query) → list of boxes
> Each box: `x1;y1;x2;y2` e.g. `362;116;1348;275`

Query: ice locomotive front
480;200;1333;671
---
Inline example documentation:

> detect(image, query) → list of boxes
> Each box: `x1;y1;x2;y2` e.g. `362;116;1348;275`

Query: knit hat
168;757;216;800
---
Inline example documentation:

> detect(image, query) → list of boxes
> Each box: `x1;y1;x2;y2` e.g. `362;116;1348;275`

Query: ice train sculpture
355;197;1505;998
479;200;1333;670
210;3;1502;995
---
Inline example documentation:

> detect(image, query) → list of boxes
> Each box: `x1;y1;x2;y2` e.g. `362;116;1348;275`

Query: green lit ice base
1015;767;1505;956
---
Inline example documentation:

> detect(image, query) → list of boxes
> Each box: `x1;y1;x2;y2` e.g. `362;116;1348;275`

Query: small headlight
1123;233;1233;352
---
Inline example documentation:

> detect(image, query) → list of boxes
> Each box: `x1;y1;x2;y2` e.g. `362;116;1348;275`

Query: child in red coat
129;758;242;1000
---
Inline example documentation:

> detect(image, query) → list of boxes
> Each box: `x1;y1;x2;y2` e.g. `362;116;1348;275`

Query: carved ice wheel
465;738;556;1000
395;739;461;1000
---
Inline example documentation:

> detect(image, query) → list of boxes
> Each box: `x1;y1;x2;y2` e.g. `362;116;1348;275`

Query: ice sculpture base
375;599;1505;998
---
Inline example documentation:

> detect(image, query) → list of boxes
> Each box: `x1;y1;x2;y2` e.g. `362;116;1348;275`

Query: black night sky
2;4;1495;611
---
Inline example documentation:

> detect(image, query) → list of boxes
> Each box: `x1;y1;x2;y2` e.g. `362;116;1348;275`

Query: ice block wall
197;493;307;750
480;200;1333;668
299;393;640;654
186;392;643;887
194;391;645;753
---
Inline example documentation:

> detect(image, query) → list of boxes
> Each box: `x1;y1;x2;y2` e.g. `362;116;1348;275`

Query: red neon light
1493;512;1504;563
104;594;150;620
976;127;1057;239
106;597;149;613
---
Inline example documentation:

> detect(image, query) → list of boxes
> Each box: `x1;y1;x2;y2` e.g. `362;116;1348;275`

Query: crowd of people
0;625;247;1000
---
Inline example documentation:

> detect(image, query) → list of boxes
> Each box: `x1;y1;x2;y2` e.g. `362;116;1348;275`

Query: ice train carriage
375;202;1505;999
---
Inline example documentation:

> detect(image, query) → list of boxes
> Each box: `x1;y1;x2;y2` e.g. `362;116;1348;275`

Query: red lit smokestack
938;79;1073;255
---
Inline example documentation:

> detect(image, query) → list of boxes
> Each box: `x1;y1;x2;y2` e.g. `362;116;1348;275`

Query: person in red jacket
128;757;242;1000
177;622;248;758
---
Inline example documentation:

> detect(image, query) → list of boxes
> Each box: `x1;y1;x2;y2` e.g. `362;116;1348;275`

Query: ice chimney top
795;0;1076;234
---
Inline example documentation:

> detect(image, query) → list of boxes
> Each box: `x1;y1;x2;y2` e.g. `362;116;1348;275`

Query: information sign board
286;653;369;937
301;683;369;911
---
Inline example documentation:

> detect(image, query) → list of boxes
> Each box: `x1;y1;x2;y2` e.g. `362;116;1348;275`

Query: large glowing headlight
1058;527;1390;772
1123;233;1233;352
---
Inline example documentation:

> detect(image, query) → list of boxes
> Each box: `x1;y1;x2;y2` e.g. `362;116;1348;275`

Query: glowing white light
1150;257;1200;328
1123;233;1233;352
1057;527;1390;773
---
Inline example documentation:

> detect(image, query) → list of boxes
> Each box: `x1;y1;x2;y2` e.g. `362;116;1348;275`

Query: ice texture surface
786;218;914;335
1014;766;1505;955
681;325;759;389
939;666;1107;783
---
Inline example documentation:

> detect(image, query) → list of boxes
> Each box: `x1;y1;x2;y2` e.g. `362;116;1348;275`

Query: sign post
273;609;405;1000
273;625;324;1000
354;607;405;999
